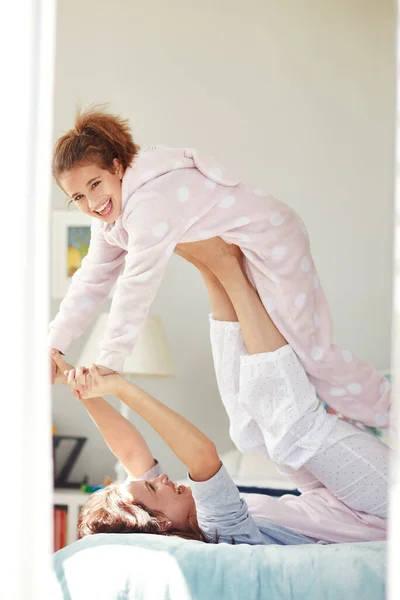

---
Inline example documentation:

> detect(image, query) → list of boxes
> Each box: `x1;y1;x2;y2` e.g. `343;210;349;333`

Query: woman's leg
175;242;323;489
210;248;390;518
175;246;265;452
199;259;323;488
306;423;389;517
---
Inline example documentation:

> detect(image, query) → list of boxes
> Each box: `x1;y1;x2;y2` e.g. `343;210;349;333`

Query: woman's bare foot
175;238;243;276
174;243;210;272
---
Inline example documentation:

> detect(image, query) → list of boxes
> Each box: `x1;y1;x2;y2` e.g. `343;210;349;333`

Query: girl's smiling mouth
94;197;113;217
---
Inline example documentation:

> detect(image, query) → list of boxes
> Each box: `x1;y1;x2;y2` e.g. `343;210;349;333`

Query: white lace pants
210;317;390;518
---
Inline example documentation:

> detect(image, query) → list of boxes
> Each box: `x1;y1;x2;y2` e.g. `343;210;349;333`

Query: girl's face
60;158;123;223
124;474;196;530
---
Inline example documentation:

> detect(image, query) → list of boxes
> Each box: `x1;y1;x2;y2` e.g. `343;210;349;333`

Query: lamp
77;313;176;482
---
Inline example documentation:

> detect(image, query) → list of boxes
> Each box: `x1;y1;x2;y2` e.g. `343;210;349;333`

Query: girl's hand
65;364;122;399
51;350;74;385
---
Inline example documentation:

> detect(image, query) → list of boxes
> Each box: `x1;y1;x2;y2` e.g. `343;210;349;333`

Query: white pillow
176;449;297;491
220;448;297;490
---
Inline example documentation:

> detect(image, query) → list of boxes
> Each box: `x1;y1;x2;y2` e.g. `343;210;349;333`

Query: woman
55;239;388;545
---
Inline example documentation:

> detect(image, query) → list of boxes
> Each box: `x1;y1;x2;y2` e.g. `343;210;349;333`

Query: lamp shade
77;313;176;377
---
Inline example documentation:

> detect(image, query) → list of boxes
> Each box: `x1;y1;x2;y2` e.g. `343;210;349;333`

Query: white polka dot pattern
270;212;285;226
295;293;307;309
152;222;169;237
123;324;139;338
311;346;324;361
205;179;217;189
347;382;362;396
342;350;353;363
271;245;286;261
301;257;311;272
330;387;346;397
234;217;251;227
262;296;276;312
178;187;190;203
78;298;96;311
208;167;222;180
218;195;236;208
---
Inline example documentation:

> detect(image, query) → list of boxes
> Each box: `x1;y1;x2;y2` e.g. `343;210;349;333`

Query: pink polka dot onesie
48;146;391;427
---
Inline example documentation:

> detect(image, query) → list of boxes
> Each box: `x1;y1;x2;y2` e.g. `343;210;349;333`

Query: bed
52;533;386;600
52;441;389;599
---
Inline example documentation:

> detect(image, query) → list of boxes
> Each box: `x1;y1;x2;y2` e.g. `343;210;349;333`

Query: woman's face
123;474;196;530
60;158;123;223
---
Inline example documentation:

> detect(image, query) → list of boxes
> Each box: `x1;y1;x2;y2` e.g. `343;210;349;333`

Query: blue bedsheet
53;533;386;600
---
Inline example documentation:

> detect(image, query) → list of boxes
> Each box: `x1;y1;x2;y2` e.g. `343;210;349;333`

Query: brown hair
52;105;140;183
77;484;210;543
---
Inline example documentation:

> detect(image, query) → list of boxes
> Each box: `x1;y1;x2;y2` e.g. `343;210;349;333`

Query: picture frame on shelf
53;434;88;489
52;210;92;298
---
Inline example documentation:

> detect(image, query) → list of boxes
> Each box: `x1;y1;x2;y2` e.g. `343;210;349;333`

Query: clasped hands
51;350;120;399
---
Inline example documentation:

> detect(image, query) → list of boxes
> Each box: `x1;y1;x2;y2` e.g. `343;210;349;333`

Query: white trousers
210;318;390;518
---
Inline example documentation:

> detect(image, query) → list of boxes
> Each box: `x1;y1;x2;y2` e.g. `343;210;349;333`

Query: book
54;505;68;552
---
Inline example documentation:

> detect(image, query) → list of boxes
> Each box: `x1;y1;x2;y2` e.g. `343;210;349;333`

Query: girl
56;240;388;545
49;106;390;428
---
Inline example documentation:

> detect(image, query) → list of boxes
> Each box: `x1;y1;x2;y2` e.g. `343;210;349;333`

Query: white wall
52;0;395;482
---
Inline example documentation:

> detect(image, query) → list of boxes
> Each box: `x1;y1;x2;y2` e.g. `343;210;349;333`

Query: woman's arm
52;353;156;478
118;382;220;482
68;365;266;544
81;397;156;478
67;365;221;483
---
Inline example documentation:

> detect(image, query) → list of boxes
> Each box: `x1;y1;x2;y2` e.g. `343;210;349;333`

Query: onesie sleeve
96;191;187;371
48;219;127;353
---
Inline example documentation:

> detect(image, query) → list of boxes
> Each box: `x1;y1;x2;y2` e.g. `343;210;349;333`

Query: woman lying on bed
53;238;389;546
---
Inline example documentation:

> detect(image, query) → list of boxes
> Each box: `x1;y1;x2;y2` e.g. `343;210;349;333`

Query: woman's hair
77;484;210;543
52;105;140;183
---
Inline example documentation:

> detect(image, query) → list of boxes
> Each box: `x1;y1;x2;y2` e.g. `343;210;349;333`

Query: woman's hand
63;364;117;395
66;364;122;399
